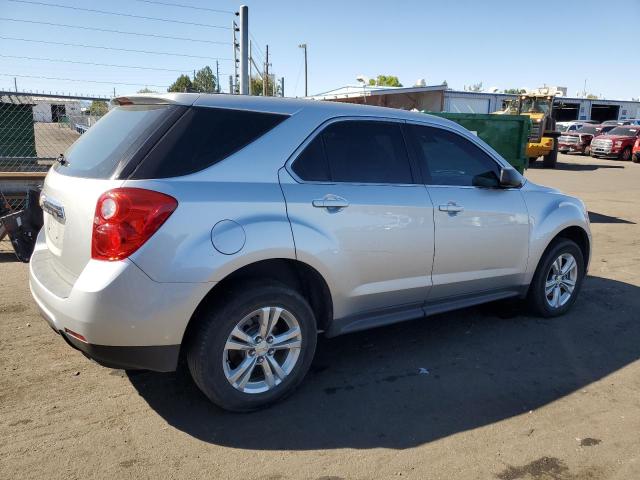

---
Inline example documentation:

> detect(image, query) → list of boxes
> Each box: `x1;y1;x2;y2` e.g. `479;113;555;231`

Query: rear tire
527;238;585;317
187;281;317;412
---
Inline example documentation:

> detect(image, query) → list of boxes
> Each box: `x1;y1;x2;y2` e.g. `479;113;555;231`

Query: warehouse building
308;84;640;122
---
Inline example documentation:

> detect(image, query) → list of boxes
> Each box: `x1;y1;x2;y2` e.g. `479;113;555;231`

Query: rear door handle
439;203;464;213
312;195;349;210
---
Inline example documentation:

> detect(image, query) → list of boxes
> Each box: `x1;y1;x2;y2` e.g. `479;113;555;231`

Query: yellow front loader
495;92;560;168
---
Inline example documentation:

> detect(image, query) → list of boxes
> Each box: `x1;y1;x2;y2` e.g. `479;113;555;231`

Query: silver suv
30;93;591;411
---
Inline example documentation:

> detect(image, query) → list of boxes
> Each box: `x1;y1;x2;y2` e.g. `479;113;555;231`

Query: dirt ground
1;153;639;480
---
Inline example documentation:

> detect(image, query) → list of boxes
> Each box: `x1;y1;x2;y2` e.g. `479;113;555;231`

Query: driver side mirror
499;167;523;188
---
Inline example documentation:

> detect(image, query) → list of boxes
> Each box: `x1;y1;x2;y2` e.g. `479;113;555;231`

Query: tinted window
55;104;177;179
407;124;500;186
133;107;288;178
607;126;639;137
291;136;330;182
322;121;412;184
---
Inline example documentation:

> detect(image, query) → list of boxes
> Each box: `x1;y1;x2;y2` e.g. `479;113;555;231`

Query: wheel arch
180;258;334;354
529;224;591;286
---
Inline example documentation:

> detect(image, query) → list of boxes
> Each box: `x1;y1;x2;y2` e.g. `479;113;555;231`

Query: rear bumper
29;235;212;372
61;330;179;371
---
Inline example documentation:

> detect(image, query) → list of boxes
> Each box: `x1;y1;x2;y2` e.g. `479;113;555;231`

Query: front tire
620;146;632;161
542;141;558;168
527;239;585;317
187;282;317;411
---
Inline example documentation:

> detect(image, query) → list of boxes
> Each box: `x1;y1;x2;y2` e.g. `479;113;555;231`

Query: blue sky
1;0;638;99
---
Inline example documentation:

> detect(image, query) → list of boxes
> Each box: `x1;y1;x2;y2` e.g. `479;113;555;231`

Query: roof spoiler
110;92;202;107
110;95;177;106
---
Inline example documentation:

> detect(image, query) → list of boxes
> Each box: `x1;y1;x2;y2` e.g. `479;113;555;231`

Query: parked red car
557;124;616;156
632;137;640;163
558;124;599;155
590;126;640;160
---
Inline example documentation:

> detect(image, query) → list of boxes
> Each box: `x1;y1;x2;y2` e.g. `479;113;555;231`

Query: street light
298;43;308;97
356;75;369;103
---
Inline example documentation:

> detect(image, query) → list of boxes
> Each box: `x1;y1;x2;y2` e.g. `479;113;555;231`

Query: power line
133;0;234;14
0;73;170;88
0;36;232;60
0;54;193;73
7;0;232;29
0;17;232;45
249;33;265;59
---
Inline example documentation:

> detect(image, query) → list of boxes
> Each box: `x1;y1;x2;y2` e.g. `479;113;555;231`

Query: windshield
608;127;639;136
519;97;551;114
557;124;568;132
578;126;597;134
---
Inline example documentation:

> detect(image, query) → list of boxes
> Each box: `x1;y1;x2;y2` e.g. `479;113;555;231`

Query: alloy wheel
222;306;302;394
544;253;578;308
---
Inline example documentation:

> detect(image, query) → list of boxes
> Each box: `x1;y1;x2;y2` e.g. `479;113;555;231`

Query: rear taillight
91;188;177;261
634;138;640;148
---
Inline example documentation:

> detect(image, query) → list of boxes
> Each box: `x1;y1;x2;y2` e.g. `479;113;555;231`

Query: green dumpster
423;112;531;173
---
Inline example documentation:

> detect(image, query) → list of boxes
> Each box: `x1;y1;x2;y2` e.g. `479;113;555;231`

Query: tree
503;88;526;94
89;100;108;116
193;66;216;93
251;76;264;96
250;75;281;96
137;87;157;93
368;75;403;87
586;93;599;99
466;82;483;92
168;74;193;93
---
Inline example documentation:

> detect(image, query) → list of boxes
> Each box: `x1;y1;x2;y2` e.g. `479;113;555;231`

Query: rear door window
132;107;288;178
55;104;178;179
291;136;330;182
292;120;414;184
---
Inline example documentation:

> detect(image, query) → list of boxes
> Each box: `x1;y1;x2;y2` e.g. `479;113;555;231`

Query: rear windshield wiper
56;154;69;167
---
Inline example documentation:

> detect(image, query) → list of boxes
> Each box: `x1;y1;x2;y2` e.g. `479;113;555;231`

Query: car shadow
588;211;635;224
128;275;640;450
530;161;624;171
0;251;18;263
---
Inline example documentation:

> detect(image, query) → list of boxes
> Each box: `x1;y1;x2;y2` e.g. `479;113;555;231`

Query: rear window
131;107;288;178
55;104;177;179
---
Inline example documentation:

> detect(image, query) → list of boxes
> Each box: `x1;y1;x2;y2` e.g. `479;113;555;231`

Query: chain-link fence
0;91;108;213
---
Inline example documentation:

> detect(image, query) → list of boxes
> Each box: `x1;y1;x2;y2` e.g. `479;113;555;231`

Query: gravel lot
1;153;639;480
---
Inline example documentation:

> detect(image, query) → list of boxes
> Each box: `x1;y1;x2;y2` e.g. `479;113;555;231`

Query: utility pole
229;75;233;95
280;77;284;97
263;44;269;96
239;5;249;95
249;39;252;89
14;77;17;92
298;43;308;97
216;60;220;93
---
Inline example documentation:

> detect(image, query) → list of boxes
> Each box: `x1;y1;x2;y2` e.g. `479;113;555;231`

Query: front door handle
312;195;349;210
439;202;464;213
